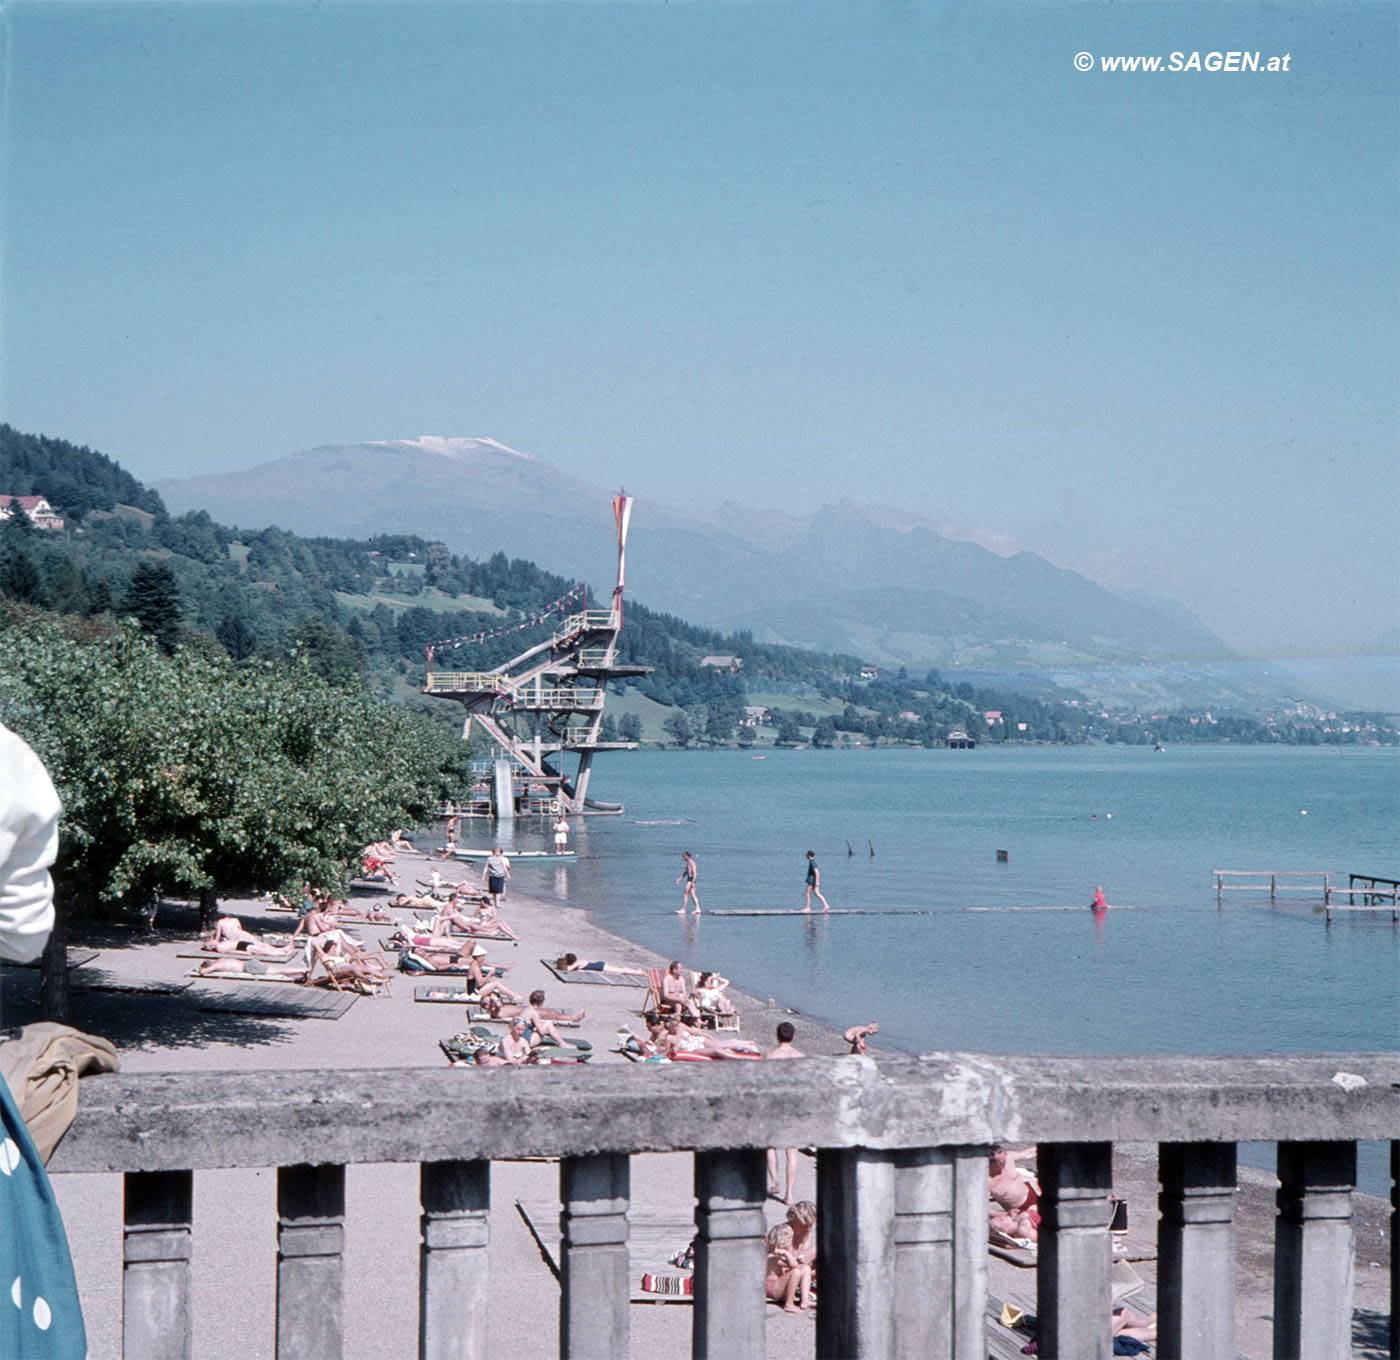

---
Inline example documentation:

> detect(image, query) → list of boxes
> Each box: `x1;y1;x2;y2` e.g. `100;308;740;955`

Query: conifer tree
121;560;182;652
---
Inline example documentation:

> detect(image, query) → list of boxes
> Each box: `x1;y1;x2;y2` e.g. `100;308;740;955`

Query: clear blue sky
2;1;1395;659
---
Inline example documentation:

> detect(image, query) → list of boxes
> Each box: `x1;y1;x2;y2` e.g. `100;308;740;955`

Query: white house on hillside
0;494;65;530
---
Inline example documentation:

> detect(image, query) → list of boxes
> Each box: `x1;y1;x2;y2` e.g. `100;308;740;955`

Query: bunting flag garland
425;585;586;668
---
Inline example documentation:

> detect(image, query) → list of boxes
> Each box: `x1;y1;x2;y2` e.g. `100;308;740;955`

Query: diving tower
422;494;649;816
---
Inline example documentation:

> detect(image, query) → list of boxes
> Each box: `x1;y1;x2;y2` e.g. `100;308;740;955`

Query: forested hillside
2;425;1389;748
0;426;860;708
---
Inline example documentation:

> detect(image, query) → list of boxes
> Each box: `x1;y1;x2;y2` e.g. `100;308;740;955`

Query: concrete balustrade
49;1053;1399;1359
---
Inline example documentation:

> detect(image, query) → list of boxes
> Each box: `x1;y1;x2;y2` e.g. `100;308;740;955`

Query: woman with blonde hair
764;1223;813;1313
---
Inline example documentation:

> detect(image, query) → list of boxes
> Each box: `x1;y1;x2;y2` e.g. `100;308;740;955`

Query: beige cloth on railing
0;1022;120;1164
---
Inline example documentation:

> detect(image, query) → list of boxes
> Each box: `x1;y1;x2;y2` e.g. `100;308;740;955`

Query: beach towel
639;1273;693;1297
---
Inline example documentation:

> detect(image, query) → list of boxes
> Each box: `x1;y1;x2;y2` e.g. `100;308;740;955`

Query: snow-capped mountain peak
367;436;537;461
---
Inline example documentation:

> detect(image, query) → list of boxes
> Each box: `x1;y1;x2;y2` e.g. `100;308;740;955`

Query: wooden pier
1332;873;1400;923
1212;870;1335;905
1213;869;1399;922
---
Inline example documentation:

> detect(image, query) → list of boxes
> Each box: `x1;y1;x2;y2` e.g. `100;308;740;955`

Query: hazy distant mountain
160;435;1290;709
1272;626;1400;715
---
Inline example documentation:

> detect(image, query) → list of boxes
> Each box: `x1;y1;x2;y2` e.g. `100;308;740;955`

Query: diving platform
423;495;649;817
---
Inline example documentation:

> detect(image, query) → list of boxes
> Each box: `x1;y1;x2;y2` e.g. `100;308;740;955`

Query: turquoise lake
481;744;1399;1191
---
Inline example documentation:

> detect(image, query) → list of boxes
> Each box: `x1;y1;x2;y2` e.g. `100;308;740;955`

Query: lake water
478;744;1399;1190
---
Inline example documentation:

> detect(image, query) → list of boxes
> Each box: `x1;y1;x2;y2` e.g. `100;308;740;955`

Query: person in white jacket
0;720;88;1358
0;722;61;965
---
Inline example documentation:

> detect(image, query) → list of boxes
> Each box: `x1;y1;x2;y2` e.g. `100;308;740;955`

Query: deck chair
306;942;392;996
642;968;666;1024
689;970;740;1033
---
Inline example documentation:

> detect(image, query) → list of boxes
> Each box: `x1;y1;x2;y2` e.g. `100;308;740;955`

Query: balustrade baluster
559;1152;630;1360
951;1146;991;1358
1273;1140;1355;1360
693;1149;766;1360
1038;1141;1113;1360
890;1148;952;1359
815;1147;896;1359
122;1169;192;1360
1158;1141;1236;1360
276;1163;346;1359
419;1160;490;1360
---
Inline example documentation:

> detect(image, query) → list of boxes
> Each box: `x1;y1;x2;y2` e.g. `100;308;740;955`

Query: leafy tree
423;543;457;590
617;712;643;744
736;722;757;749
0;614;469;1015
662;710;693;747
291;614;363;687
122;560;182;652
774;713;804;747
155;511;227;565
811;716;838;748
705;704;736;745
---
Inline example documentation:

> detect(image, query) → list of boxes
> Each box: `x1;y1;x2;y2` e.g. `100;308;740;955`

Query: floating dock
706;904;1147;917
454;848;576;862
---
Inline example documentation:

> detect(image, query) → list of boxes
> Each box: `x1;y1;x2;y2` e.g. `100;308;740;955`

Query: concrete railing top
48;1052;1400;1176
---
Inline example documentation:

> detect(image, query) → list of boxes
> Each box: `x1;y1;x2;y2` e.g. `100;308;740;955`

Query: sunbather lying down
652;1018;761;1060
555;952;646;976
397;939;511;969
477;991;583;1024
203;916;296;960
196;956;309;981
329;900;394;924
424;904;520;941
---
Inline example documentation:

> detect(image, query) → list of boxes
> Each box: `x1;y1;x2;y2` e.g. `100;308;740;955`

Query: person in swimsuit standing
483;847;510;911
676;850;700;915
802;851;829;913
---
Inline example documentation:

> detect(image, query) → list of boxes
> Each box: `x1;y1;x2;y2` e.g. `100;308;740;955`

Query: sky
2;0;1396;661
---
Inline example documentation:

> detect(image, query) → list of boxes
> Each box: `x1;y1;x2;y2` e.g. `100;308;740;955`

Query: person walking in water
676;850;700;915
803;850;829;913
483;847;510;911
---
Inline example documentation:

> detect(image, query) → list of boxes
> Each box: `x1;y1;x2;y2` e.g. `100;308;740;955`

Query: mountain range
158;436;1304;710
